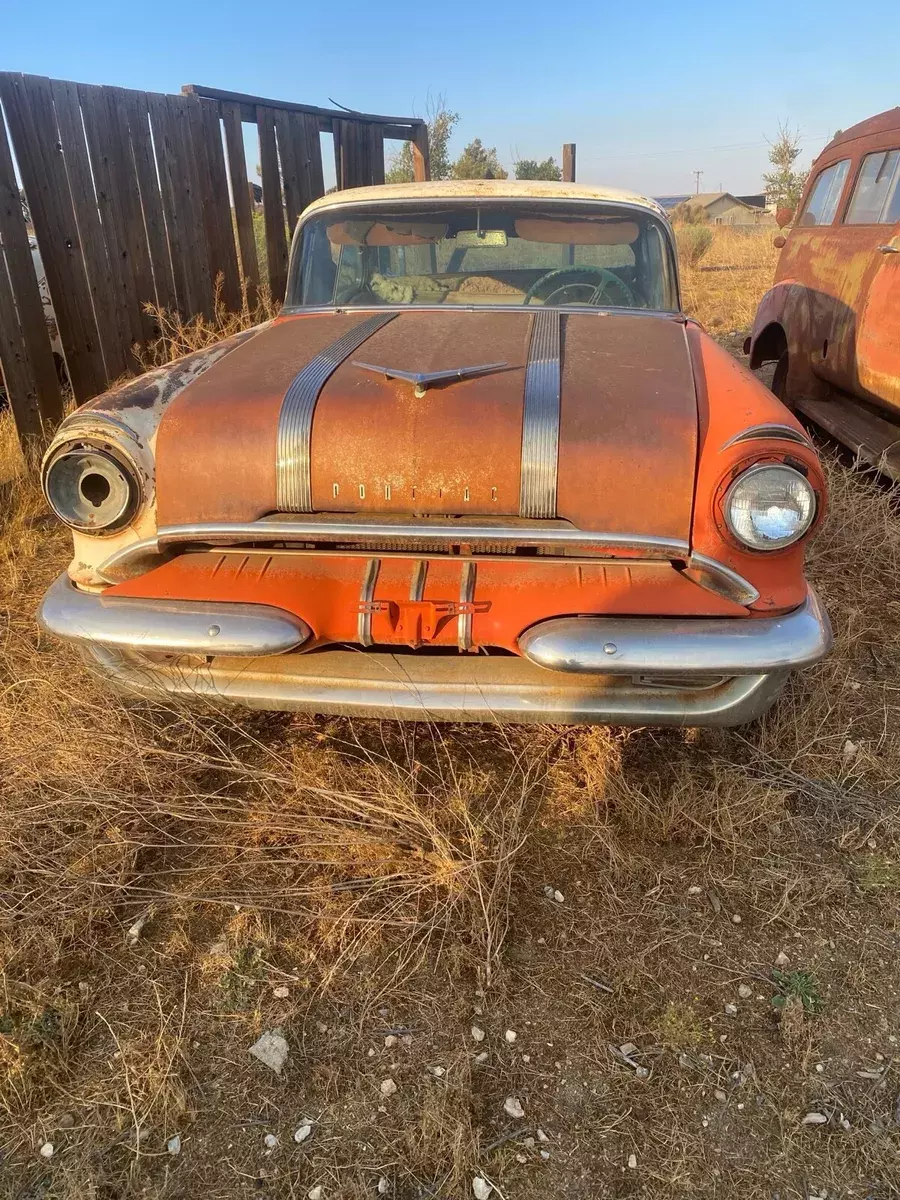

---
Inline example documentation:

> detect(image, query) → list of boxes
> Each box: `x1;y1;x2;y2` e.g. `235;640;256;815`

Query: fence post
562;143;576;183
412;122;430;182
0;98;62;445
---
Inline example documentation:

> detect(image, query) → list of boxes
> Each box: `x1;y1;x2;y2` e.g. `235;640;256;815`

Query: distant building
655;192;774;226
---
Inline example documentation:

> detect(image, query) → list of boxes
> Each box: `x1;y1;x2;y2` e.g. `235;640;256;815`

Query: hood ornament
352;359;508;398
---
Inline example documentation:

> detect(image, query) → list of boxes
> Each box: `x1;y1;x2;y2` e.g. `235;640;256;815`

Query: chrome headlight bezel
43;439;143;534
723;462;817;551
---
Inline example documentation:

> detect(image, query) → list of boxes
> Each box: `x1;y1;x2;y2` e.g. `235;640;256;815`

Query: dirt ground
2;242;900;1198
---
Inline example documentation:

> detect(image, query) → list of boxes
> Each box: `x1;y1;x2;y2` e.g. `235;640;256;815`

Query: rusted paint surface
154;308;697;540
749;107;900;415
109;550;745;653
687;325;825;613
155;313;376;524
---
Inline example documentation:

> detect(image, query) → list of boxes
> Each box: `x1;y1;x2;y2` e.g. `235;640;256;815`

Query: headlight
43;444;141;533
724;463;816;550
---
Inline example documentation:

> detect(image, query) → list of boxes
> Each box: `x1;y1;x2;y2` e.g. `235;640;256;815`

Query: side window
845;150;900;224
799;160;850;226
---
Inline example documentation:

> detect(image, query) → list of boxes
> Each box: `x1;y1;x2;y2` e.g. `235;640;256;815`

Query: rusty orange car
748;108;900;473
39;180;831;725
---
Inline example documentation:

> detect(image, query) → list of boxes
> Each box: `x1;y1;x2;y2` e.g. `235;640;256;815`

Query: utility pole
562;144;576;182
692;169;703;194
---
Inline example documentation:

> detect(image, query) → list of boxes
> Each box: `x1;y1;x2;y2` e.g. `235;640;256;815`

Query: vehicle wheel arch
749;322;788;370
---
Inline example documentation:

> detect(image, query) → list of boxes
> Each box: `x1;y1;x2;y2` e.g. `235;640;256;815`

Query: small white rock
167;1134;181;1155
471;1026;486;1043
553;890;565;903
264;1133;278;1149
714;1088;727;1102
536;1127;549;1143
293;1124;313;1144
380;1078;397;1097
775;950;790;967
738;984;753;1000
272;984;290;999
516;1152;527;1163
429;1065;446;1077
843;739;859;760
688;885;702;895
384;1035;398;1048
540;1149;550;1160
724;1003;738;1016
627;1152;637;1169
308;1188;324;1200
472;1177;493;1199
505;1029;517;1043
731;914;742;925
475;1051;488;1063
504;1096;525;1119
377;1177;390;1194
248;1030;289;1075
39;1142;54;1159
802;1112;828;1125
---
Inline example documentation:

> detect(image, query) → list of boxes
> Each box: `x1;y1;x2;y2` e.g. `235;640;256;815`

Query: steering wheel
522;265;636;308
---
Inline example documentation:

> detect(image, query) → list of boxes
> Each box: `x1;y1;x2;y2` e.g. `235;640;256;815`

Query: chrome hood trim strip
276;312;396;512
519;309;562;519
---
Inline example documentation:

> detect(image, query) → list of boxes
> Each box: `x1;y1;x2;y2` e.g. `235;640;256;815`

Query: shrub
676;223;714;268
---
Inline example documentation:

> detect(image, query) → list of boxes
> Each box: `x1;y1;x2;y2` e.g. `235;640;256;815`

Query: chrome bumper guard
40;575;830;727
39;572;310;657
518;589;831;676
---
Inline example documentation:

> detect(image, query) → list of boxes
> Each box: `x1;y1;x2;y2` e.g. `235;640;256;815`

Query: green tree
763;123;809;210
386;96;459;183
451;138;508;180
514;156;562;181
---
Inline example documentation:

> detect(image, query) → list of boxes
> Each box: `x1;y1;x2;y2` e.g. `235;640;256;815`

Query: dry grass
680;225;780;332
2;270;900;1195
137;276;278;370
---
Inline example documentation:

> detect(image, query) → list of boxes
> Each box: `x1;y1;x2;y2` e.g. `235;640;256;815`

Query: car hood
152;309;698;539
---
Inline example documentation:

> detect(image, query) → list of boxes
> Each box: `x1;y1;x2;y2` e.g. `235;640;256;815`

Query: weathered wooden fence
0;74;429;447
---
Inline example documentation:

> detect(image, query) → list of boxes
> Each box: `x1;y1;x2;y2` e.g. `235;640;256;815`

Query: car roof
822;107;900;152
301;179;668;222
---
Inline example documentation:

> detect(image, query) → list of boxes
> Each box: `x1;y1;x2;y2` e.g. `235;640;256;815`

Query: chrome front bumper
39;574;831;726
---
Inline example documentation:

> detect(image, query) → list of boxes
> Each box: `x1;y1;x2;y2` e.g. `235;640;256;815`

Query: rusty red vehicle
39;180;831;725
748;108;900;473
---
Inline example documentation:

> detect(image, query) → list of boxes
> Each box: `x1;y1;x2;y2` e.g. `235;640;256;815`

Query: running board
797;395;900;482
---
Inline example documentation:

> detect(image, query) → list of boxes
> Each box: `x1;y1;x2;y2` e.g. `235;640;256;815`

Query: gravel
472;1177;493;1199
380;1078;398;1097
504;1096;525;1119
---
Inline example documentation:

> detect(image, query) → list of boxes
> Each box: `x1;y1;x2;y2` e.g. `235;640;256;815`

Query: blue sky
3;0;899;197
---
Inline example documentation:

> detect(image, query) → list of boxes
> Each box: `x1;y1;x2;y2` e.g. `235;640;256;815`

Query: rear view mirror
454;229;508;248
775;207;795;229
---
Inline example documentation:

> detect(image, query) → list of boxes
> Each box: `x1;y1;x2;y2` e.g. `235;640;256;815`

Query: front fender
748;281;809;368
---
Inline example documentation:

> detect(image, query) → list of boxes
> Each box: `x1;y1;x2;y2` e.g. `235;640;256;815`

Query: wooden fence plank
368;124;385;185
221;100;259;305
274;108;302;234
0;97;62;439
186;95;240;313
257;106;287;302
50;77;130;382
412;123;430;182
299;113;325;205
123;88;178;314
0;72;106;401
103;86;158;343
184;84;422;128
167;94;213;318
197;98;241;311
146;91;191;315
77;82;145;359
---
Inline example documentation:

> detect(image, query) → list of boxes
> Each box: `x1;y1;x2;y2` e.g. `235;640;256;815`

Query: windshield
287;202;679;312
